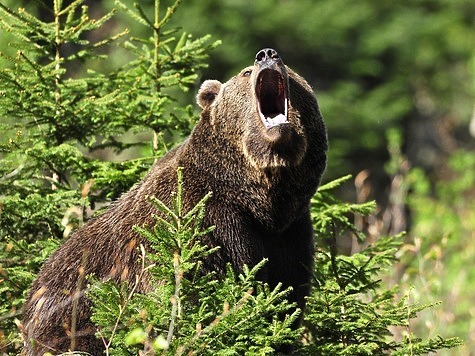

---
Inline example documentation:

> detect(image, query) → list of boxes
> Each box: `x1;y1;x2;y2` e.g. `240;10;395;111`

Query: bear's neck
180;126;316;228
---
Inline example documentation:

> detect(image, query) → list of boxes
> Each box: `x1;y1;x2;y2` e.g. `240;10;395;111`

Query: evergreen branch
317;174;352;192
166;251;182;345
40;174;69;190
0;5;45;50
57;0;85;17
65;1;78;24
61;16;90;40
17;7;49;31
114;0;149;27
23;147;68;187
177;288;254;355
0;163;25;182
174;32;187;52
148;196;179;226
91;29;129;50
157;0;182;29
0;4;44;35
17;51;48;86
133;2;154;29
0;3;22;21
0;68;25;91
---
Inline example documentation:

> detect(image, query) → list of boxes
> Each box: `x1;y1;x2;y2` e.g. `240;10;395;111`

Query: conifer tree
301;176;462;355
0;0;217;352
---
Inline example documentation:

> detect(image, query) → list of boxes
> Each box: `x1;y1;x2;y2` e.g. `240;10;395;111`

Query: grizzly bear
22;48;327;355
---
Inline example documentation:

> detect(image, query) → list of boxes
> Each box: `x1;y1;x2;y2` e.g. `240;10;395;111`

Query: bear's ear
197;80;222;110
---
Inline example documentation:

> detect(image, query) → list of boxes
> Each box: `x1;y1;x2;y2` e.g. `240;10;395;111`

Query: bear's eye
242;70;252;77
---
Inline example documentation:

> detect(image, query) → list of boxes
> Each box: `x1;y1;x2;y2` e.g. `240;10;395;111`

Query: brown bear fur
21;48;327;355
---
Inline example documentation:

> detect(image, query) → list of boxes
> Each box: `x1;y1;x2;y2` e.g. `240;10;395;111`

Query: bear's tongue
256;70;288;129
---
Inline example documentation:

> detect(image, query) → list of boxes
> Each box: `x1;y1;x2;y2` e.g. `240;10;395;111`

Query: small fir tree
300;176;462;355
88;168;300;354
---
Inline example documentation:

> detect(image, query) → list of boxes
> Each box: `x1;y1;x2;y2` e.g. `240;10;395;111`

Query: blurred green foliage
402;149;475;355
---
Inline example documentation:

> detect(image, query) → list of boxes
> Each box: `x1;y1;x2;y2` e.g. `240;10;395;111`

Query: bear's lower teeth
271;113;287;123
264;113;288;128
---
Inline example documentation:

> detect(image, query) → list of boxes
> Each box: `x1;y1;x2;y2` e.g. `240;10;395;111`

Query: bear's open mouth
256;69;289;129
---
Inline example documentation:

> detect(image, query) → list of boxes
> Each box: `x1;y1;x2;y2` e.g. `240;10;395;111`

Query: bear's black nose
255;48;280;65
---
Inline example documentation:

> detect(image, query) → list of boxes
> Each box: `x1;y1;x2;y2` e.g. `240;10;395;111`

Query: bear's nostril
256;48;280;63
267;49;278;59
256;50;266;62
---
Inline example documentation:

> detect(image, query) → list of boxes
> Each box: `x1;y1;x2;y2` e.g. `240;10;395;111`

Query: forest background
0;0;474;354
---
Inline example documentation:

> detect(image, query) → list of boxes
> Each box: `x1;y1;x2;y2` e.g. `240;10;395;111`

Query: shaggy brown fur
22;48;327;355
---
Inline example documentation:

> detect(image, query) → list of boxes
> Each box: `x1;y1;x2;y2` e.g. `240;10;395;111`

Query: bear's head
197;48;326;170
